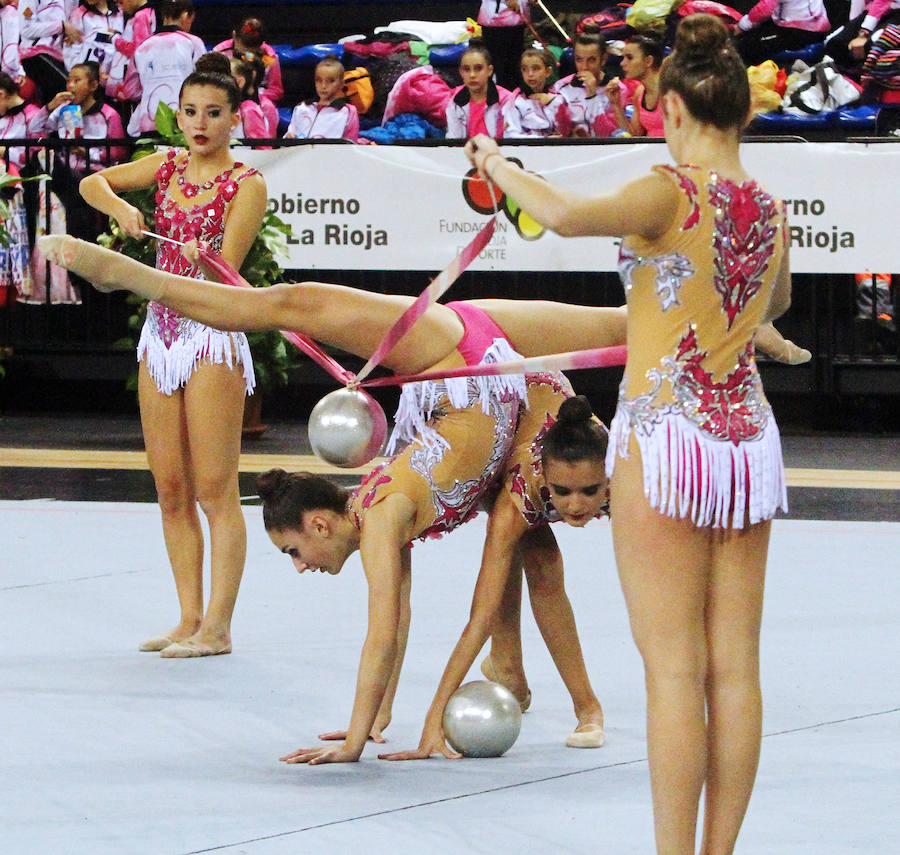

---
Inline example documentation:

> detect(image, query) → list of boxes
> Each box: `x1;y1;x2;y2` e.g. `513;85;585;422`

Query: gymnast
464;13;794;853
38;232;623;760
78;67;267;658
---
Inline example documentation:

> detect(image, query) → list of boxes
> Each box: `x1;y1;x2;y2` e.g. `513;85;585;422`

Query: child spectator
475;0;537;90
62;0;123;83
19;0;73;102
284;55;358;141
0;70;38;300
230;53;271;138
826;0;900;66
106;0;157;103
607;33;665;137
503;47;567;137
549;30;617;138
445;42;511;139
1;0;26;86
213;16;283;104
736;0;831;65
126;0;203;136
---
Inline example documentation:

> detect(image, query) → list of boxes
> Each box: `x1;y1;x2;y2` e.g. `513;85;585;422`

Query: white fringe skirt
606;406;788;529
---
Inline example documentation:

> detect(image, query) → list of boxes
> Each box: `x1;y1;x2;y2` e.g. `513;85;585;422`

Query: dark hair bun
674;13;731;61
557;395;594;424
194;51;232;76
256;468;289;503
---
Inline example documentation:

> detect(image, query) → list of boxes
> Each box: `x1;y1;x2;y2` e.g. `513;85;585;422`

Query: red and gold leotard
607;164;788;528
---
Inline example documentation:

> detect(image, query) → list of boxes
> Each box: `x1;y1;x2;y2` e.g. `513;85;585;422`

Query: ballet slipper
565;722;606;749
755;322;812;365
36;235;166;301
159;638;232;658
138;635;177;652
480;654;532;713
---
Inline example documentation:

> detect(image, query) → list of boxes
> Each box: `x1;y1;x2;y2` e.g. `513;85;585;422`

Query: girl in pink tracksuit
284;55;358;141
736;0;831;64
445;43;511;139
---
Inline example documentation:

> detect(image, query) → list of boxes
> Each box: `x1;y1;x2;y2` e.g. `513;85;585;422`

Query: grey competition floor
1;416;898;855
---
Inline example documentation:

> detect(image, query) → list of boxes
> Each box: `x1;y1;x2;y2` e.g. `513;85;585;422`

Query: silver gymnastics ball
307;388;387;468
442;680;522;758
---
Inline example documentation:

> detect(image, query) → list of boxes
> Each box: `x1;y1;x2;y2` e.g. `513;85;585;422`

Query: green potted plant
97;104;294;435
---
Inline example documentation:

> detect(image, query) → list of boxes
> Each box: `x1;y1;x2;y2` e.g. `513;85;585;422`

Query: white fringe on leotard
137;320;256;397
386;337;528;454
605;408;788;529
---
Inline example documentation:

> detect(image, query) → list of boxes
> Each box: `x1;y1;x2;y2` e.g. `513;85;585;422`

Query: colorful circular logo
461;158;546;242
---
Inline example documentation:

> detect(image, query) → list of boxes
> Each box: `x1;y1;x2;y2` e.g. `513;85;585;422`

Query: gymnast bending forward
41;232;624;760
464;14;793;854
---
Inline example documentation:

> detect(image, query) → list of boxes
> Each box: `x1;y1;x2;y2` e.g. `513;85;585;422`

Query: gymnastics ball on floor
442;680;522;757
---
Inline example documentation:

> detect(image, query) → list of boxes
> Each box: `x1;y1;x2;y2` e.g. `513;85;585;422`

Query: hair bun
256;468;290;503
557;395;593;424
674;13;731;60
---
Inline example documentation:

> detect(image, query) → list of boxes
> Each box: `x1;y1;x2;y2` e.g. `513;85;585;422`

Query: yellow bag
748;60;783;115
343;67;374;114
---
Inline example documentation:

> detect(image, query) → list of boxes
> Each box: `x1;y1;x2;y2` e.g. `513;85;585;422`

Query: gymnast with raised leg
464;14;793;853
77;68;267;658
40;232;623;760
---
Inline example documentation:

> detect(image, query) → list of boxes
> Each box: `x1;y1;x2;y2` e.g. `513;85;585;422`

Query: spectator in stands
445;42;511;139
736;0;831;65
62;0;123;84
503;46;567;137
19;0;71;103
0;69;38;299
1;0;26;87
213;16;283;104
549;29;618;138
229;53;271;139
31;61;125;238
284;55;358;141
476;0;537;90
106;0;157;106
825;0;900;66
126;0;203;136
607;33;666;138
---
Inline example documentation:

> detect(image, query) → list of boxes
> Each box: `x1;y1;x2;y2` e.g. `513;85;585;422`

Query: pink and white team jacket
19;0;77;62
550;73;617;138
445;82;511;139
284;99;358;141
31;98;125;168
738;0;830;32
502;90;567;137
212;38;284;104
126;25;205;136
0;101;41;171
476;0;531;27
233;98;269;139
62;2;123;72
848;0;900;33
1;3;25;80
107;4;155;101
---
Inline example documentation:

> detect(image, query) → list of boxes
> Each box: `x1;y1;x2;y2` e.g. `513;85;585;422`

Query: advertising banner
241;141;896;274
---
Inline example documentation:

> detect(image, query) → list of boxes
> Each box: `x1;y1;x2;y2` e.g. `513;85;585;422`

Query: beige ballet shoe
159;638;232;658
480;654;532;713
565;722;606;749
755;322;812;365
138;635;177;652
36;235;124;294
767;338;812;365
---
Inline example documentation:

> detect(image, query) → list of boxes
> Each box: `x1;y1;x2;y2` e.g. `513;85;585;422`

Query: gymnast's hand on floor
279;743;362;765
318;722;388;744
377;725;462;762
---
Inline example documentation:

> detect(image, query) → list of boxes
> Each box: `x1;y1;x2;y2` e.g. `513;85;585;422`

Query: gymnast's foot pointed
480;654;532;713
755;322;812;365
160;629;232;658
36;235;165;300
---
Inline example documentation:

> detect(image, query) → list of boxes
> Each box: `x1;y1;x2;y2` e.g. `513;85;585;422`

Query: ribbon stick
360;345;627;389
536;0;572;42
352;216;497;384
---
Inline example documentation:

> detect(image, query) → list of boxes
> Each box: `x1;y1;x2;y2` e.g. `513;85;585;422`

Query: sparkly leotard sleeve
136;149;259;396
606;164;788;528
348;303;527;544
